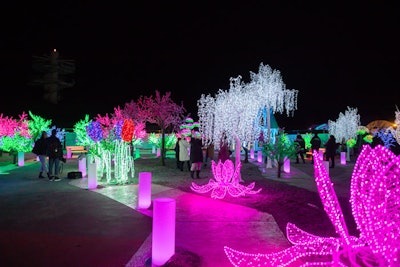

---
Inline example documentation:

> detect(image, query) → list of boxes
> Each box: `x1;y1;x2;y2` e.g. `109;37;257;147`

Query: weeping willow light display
191;159;261;199
224;145;400;266
198;63;298;180
113;119;135;184
328;106;360;144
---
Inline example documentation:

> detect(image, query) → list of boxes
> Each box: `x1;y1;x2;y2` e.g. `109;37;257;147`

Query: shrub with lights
0;111;55;155
74;107;147;184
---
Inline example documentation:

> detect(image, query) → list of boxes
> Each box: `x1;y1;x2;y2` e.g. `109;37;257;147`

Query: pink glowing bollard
18;152;24;166
257;151;263;163
250;148;255;159
67;147;72;159
79;157;87;177
319;149;324;160
138;172;152;209
156;148;161;157
340;152;346;165
323;161;329;175
283;157;290;173
87;162;97;189
152;198;176;266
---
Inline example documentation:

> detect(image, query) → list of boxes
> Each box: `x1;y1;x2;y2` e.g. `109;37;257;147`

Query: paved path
0;153;355;266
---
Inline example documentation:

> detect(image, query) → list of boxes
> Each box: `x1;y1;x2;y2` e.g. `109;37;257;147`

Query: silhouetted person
174;137;181;169
310;132;321;164
325;134;338;168
294;134;306;164
204;142;214;167
46;129;63;181
190;133;203;179
32;131;49;178
218;133;230;163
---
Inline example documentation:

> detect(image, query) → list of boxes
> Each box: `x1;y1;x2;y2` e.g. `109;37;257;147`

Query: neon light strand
225;145;399;266
191;159;261;199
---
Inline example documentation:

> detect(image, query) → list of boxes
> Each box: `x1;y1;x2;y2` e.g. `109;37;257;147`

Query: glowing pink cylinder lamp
340;152;346;165
323;161;329;175
18;152;24;166
152;198;176;266
283;157;290;173
79;157;87;177
250;148;254;159
156;148;161;157
319;149;324;160
257;151;263;163
67;147;72;159
87;162;97;189
138;172;152;209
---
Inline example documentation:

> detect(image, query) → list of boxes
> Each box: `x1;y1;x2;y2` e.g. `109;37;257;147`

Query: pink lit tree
0;112;32;155
128;90;186;166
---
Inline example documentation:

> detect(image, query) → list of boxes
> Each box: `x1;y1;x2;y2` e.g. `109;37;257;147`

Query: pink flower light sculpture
224;145;399;266
190;159;261;199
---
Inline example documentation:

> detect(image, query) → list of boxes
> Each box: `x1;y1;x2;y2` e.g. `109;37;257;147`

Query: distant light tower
30;49;75;104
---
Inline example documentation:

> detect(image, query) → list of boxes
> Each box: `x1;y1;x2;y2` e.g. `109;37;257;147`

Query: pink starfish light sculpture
224;145;400;266
190;159;261;199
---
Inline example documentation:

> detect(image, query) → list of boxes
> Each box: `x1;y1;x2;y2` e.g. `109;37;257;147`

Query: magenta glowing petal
190;159;261;199
225;145;399;266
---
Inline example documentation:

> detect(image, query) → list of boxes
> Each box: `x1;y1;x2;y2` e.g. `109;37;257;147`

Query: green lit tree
262;129;297;178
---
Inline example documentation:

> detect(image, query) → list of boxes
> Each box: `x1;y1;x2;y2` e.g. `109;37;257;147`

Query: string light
225;145;399;266
191;159;261;199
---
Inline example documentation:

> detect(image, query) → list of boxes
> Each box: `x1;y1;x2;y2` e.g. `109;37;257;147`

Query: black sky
2;1;399;130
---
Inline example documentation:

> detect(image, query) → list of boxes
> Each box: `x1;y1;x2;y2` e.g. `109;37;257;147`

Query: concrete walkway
1;152;354;266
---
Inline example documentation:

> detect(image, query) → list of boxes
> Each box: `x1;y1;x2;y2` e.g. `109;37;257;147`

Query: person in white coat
178;137;190;171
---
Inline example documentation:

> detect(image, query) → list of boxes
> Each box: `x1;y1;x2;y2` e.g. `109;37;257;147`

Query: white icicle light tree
198;62;298;176
248;63;298;144
328;106;360;144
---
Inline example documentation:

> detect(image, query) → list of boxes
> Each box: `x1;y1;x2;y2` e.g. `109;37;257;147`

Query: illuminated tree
328;106;360;144
28;111;52;141
262;129;297;178
248;63;298;143
133;90;186;166
0;112;33;164
198;63;298;177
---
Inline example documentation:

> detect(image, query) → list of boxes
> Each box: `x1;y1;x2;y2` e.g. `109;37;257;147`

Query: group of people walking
174;131;207;179
32;129;64;181
295;132;339;168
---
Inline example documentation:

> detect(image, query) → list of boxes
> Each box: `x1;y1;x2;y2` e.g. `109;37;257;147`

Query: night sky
2;2;399;130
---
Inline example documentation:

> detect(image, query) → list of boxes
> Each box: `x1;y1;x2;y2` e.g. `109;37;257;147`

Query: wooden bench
66;146;88;158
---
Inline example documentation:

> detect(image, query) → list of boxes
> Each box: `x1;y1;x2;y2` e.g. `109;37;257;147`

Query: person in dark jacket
325;134;338;168
294;134;306;164
32;131;49;178
46;129;63;181
310;132;321;164
174;137;181;169
190;132;204;179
